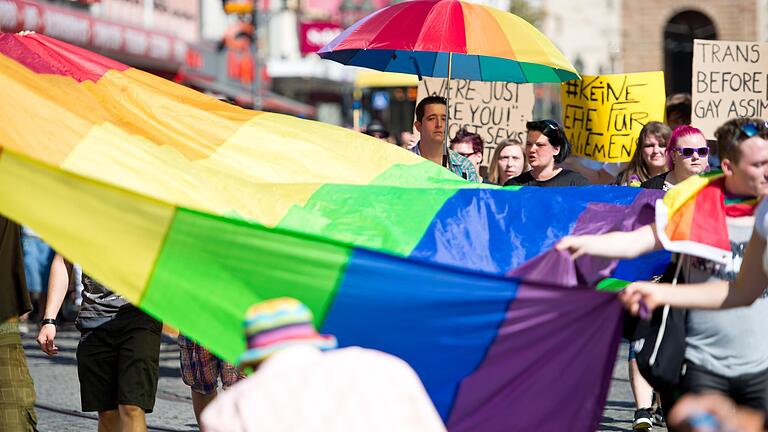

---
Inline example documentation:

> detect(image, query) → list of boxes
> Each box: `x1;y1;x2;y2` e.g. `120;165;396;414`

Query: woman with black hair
504;119;590;187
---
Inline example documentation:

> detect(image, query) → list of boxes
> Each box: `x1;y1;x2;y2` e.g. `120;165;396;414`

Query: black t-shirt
504;168;590;187
0;216;31;323
640;172;669;191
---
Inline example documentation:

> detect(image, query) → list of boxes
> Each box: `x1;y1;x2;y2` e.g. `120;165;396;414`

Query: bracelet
40;318;56;326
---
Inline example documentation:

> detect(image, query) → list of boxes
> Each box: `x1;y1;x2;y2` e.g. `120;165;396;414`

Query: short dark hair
450;127;483;154
415;96;447;122
364;120;390;138
714;117;768;164
526;119;571;163
666;93;692;125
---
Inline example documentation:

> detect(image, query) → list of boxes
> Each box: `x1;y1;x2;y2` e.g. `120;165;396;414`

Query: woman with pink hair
641;126;709;191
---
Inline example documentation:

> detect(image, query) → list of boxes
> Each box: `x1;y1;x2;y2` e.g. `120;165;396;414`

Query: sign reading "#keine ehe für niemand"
561;71;666;163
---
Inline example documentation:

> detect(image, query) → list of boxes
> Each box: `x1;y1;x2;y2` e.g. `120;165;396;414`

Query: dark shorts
76;309;162;413
683;361;768;415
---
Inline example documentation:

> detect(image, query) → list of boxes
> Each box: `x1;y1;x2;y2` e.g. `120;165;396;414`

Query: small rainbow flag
655;170;757;264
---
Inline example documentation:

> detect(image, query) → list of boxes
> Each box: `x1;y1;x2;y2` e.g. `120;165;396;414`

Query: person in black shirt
504;119;589;187
614;121;671;187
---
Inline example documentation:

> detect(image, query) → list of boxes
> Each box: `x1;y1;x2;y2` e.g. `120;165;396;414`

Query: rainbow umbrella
318;0;578;82
318;0;579;158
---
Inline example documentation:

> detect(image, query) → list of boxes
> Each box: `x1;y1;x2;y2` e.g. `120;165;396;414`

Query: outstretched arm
556;223;662;260
620;230;768;314
36;253;69;356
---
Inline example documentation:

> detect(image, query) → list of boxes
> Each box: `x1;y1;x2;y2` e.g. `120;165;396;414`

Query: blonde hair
488;139;528;184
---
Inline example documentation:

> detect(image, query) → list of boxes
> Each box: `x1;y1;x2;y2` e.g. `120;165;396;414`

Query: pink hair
666;125;705;170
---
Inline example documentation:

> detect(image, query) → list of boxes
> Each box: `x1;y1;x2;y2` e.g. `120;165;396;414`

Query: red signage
0;0;187;66
299;21;342;56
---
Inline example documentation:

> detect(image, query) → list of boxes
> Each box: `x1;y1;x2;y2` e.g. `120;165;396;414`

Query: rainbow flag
655;170;757;264
0;32;668;431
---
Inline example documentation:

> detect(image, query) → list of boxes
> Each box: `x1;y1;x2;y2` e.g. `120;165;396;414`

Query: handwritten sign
692;39;768;139
561;72;665;163
415;78;534;166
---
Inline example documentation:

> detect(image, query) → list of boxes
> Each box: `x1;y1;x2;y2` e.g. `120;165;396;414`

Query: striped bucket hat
238;297;337;366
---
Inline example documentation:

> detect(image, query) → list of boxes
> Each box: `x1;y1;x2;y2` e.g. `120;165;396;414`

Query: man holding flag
557;118;768;417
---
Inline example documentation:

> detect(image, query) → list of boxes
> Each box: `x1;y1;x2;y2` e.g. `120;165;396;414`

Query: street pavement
22;324;665;432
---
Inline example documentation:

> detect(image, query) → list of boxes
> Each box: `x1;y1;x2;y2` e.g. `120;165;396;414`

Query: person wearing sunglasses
449;127;485;179
557;117;768;419
640;125;709;191
504;119;589;187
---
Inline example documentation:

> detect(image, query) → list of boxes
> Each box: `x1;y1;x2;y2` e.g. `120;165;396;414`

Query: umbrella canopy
319;0;579;83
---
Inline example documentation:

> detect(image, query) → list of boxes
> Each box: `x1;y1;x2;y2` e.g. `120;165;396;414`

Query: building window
664;10;717;94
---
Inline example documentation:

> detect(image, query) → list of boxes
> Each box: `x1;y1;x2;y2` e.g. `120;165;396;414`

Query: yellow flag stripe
0;149;175;303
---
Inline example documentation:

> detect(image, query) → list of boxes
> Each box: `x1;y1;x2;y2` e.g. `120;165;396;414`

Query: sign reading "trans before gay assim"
692;39;768;139
561;72;665;163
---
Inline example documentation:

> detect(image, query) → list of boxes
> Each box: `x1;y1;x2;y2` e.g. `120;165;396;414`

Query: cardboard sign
692;39;768;139
561;72;666;163
415;78;534;166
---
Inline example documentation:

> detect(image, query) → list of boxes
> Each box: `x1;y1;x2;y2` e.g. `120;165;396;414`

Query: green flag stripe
142;207;351;362
277;162;486;256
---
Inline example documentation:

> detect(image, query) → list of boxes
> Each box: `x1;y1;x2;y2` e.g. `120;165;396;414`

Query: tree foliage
508;0;545;27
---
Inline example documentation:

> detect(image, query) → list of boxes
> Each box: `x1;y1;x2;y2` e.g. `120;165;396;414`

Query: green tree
509;0;545;27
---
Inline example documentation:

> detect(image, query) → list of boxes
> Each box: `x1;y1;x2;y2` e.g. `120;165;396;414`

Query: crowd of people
404;93;768;432
2;86;768;432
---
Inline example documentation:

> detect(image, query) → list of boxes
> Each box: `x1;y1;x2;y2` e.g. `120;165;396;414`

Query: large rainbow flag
0;32;669;431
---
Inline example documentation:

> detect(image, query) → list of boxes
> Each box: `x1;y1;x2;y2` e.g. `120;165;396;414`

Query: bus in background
352;70;419;146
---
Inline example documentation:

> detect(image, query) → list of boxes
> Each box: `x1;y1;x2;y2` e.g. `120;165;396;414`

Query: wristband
40;318;56;326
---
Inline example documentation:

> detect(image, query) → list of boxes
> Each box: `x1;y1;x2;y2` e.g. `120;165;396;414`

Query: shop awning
180;71;316;118
1;0;188;72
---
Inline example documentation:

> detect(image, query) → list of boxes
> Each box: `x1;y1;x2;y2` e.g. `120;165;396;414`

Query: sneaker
652;406;665;427
633;408;653;430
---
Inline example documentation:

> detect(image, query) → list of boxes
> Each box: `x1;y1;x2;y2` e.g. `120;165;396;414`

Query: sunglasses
674;147;709;158
455;151;479;158
527;120;560;132
541;120;560;132
740;121;768;137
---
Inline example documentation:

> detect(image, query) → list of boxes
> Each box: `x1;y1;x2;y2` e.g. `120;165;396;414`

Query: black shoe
652;406;665;427
633;408;653;431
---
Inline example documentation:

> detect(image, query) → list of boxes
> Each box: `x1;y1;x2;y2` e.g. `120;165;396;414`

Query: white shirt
200;345;447;432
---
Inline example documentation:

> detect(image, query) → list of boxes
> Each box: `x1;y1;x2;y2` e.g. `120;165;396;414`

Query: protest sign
692;39;768;139
415;78;534;166
561;71;665;163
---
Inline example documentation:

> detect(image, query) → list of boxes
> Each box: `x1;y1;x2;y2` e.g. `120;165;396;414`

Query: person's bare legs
98;409;120;432
191;389;217;425
118;404;147;432
629;359;654;408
